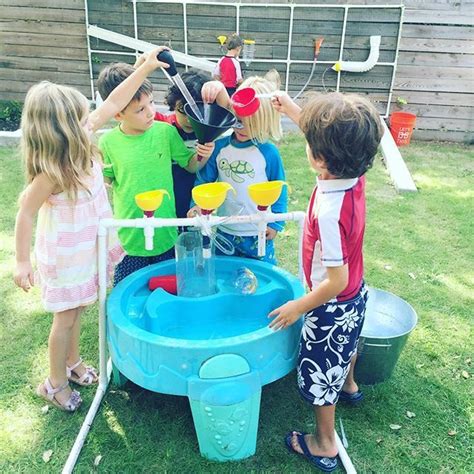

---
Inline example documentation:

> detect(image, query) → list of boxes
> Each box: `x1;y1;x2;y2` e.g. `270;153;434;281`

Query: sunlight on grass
103;406;129;445
415;173;474;197
4;286;44;318
0;396;45;460
436;273;474;301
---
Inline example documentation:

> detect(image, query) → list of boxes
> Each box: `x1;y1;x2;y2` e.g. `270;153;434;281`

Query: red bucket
389;112;417;146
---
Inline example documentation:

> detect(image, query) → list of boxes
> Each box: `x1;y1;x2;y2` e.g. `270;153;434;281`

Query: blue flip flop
284;431;338;472
338;390;364;406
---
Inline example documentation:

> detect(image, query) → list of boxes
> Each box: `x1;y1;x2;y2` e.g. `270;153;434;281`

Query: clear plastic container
242;39;256;67
175;230;216;298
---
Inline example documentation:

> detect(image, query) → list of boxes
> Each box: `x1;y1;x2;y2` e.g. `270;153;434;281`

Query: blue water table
108;256;304;461
105;181;303;461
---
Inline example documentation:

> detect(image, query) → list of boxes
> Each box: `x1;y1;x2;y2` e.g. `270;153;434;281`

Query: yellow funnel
192;182;235;212
135;189;170;216
217;35;227;46
248;181;288;208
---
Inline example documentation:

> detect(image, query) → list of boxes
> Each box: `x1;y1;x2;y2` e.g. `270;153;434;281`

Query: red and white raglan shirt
213;56;242;89
303;176;366;302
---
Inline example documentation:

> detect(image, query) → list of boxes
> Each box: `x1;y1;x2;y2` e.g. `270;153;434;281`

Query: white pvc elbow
332;35;381;73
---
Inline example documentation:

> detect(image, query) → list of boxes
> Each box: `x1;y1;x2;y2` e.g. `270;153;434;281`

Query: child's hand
268;300;303;330
202;81;231;109
201;81;225;103
133;54;146;69
266;227;277;240
139;46;171;72
271;92;302;125
14;261;34;292
271;92;294;114
196;142;215;162
187;206;202;218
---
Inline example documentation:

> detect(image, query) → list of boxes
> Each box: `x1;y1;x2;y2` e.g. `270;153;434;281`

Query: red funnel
231;88;260;117
184;102;237;144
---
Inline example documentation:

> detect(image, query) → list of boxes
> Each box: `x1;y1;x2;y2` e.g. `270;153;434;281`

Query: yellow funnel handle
218;182;236;194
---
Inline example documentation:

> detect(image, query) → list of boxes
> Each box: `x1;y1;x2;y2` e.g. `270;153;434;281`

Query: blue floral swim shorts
297;283;368;406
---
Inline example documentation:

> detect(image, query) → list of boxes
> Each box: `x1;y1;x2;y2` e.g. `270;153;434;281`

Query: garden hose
293;37;324;100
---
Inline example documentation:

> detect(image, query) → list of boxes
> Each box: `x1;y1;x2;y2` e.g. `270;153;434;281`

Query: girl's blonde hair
237;75;282;143
21;81;96;200
264;69;282;91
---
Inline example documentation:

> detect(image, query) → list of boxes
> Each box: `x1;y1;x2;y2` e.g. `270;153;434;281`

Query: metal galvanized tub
355;288;417;385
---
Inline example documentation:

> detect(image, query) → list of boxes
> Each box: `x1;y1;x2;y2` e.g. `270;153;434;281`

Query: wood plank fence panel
1;0;472;142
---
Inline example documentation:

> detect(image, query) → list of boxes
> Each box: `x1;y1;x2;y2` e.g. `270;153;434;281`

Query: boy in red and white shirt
213;33;243;96
269;92;383;472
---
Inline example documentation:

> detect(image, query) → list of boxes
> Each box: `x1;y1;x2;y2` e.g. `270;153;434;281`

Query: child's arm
201;81;232;110
90;46;170;132
260;143;287;239
212;60;221;81
13;174;56;292
185;142;215;173
268;265;349;330
187;146;220;216
271;93;302;126
235;60;243;86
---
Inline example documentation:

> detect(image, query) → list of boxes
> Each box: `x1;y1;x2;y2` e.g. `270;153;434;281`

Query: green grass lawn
0;137;472;473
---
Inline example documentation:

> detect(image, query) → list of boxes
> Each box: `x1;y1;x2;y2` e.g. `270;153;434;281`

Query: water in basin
143;289;288;340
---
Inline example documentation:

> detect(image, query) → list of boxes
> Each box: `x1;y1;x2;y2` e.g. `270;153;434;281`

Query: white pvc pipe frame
62;211;356;474
85;1;403;118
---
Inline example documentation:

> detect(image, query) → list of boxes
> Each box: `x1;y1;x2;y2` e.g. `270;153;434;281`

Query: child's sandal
67;358;98;386
36;378;82;412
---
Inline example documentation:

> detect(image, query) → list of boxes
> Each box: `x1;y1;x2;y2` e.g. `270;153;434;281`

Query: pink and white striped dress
35;161;124;312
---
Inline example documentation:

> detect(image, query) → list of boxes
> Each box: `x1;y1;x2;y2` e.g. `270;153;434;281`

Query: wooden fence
1;0;473;142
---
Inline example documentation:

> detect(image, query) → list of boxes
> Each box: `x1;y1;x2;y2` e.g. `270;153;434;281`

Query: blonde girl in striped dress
13;47;170;412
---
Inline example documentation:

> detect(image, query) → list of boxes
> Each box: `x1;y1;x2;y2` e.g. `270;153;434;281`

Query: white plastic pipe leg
144;220;154;251
257;211;267;257
335;430;357;474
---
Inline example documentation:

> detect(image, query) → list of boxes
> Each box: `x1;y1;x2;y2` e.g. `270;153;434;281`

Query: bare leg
67;307;82;366
48;308;79;404
291;405;338;458
342;353;359;394
66;307;98;381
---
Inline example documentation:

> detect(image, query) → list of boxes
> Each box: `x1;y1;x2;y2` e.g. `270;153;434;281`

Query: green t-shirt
99;122;194;256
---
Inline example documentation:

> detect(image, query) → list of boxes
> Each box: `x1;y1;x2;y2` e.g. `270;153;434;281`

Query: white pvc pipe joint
332;35;381;73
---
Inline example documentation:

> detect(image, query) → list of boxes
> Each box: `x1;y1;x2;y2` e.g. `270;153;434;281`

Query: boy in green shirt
98;62;214;284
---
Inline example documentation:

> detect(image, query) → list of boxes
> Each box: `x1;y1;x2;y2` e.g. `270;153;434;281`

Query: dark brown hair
165;69;211;111
226;33;243;50
97;62;153;105
300;92;384;178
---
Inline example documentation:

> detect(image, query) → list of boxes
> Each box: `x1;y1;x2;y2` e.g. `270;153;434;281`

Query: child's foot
341;380;359;394
288;432;338;459
285;431;338;472
340;381;364;405
37;378;82;412
67;358;98;386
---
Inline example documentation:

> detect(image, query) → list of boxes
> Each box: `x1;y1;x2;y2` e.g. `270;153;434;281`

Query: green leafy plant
396;96;408;106
0;100;23;131
91;54;102;64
